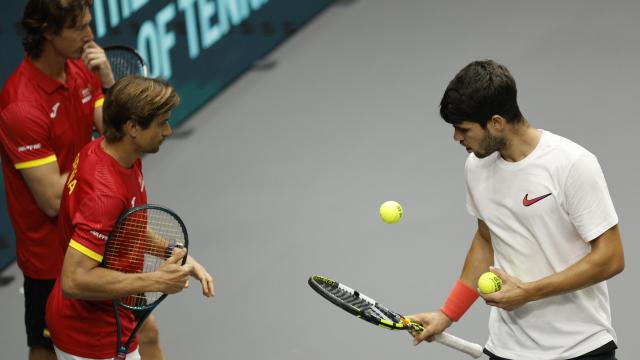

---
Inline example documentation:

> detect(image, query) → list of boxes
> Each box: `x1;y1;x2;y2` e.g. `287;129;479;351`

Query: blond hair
103;76;180;142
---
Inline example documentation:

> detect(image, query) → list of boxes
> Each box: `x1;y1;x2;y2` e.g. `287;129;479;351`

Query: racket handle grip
434;332;484;358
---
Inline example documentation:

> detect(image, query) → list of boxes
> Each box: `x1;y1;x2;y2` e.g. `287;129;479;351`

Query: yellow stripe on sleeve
94;97;104;108
14;154;57;170
69;239;103;262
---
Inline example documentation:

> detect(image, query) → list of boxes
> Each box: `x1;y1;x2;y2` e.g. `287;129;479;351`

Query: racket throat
113;301;127;359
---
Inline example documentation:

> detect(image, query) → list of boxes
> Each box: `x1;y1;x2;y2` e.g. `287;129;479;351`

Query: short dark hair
103;76;180;142
440;60;523;127
21;0;92;58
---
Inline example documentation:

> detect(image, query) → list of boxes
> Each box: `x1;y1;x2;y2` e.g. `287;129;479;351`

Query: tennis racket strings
313;277;416;331
103;207;186;307
104;46;148;80
321;281;390;320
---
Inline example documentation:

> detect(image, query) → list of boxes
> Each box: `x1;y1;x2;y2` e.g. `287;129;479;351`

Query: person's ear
488;115;506;132
123;120;138;139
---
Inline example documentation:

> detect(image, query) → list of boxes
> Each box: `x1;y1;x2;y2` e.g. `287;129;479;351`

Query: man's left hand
480;267;533;311
186;255;215;298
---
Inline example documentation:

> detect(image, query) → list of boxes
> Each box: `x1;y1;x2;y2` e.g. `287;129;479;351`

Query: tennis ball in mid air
379;201;403;224
477;272;502;294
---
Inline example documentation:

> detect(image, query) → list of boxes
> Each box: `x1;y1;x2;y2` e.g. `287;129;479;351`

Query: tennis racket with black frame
308;275;484;358
102;204;188;359
104;45;148;81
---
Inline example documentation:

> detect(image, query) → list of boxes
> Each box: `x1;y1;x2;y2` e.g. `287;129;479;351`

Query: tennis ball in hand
477;272;502;294
379;201;403;224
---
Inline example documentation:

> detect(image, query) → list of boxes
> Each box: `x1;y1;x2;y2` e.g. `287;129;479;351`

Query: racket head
103;204;189;310
308;275;424;332
104;45;148;80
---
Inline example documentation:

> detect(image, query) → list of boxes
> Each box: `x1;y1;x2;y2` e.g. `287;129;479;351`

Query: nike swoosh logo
523;193;552;207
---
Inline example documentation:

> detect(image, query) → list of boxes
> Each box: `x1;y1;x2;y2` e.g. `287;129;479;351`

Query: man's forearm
460;226;494;287
526;225;624;301
62;266;159;301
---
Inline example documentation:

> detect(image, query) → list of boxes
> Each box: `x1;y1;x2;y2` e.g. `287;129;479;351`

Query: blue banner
91;0;334;126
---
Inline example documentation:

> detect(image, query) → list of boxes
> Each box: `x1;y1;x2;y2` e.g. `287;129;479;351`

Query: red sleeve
69;193;126;262
76;60;104;107
68;59;104;109
92;71;104;108
0;102;56;169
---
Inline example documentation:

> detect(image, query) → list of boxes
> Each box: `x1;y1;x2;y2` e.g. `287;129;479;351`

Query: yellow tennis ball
477;272;502;294
379;201;403;224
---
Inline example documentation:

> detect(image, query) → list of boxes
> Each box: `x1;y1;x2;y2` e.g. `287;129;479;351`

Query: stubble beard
474;131;507;159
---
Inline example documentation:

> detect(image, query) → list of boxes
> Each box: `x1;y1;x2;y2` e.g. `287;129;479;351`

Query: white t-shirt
465;130;618;359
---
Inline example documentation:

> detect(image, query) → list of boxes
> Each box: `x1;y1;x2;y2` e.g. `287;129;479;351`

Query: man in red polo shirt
0;1;112;359
46;76;214;360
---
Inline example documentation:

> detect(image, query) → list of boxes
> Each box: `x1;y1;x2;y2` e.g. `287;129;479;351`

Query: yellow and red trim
69;239;103;262
14;154;57;170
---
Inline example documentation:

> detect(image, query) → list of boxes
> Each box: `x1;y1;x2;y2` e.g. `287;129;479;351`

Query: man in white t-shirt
408;60;624;360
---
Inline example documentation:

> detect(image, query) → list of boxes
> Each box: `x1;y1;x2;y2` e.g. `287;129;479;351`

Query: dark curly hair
21;0;92;58
440;60;523;128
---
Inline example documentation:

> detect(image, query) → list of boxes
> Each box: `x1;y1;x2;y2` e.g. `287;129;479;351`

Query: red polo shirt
47;138;146;358
0;57;103;279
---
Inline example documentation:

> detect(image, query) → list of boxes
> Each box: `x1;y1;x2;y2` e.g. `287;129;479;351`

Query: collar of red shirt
24;57;74;94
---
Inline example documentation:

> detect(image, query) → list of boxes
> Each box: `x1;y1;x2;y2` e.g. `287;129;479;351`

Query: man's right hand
82;41;114;88
155;248;193;294
406;311;453;345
